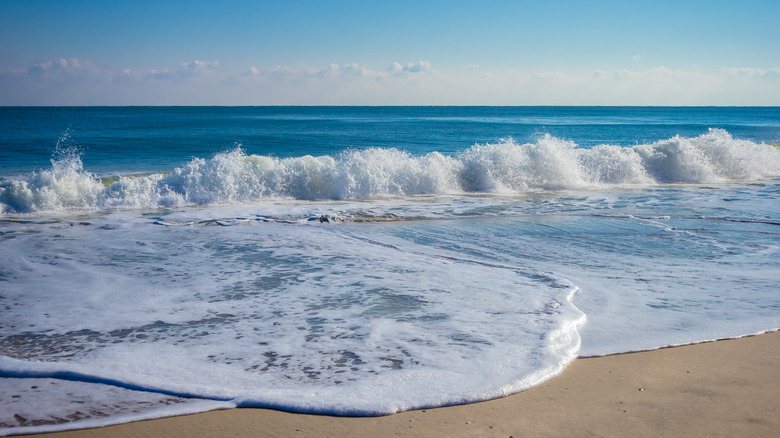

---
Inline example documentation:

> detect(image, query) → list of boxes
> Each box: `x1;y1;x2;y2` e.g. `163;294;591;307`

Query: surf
2;129;779;215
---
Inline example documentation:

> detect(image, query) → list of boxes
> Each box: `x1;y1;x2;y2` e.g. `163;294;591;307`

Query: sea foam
1;129;779;214
0;219;586;416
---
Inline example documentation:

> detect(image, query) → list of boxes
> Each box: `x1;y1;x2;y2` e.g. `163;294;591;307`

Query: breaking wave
2;129;779;214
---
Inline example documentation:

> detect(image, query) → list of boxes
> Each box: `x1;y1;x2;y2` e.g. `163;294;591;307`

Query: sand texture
18;331;779;438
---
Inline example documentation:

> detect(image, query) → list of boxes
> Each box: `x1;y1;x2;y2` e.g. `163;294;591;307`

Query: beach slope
22;331;779;438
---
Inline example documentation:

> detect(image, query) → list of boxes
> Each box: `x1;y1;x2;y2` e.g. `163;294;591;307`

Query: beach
2;107;778;436
19;331;778;438
2;0;779;430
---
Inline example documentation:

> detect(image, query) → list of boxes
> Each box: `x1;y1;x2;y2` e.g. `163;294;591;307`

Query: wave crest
2;129;779;214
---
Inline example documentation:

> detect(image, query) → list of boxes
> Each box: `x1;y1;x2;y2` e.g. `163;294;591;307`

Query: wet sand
19;331;779;438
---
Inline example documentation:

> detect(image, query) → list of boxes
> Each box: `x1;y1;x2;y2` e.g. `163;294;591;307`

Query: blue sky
1;0;778;105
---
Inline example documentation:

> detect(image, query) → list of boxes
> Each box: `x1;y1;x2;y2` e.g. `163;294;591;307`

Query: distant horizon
3;104;780;108
2;1;778;106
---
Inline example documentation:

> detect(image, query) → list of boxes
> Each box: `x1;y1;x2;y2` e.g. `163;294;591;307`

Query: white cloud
148;59;219;80
722;67;780;79
315;63;374;79
388;61;432;75
240;65;274;77
1;57;779;105
340;63;372;77
246;62;387;83
26;57;102;79
0;57;113;105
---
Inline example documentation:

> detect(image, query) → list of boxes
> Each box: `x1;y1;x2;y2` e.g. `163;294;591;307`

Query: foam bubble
0;377;232;435
634;129;780;182
0;149;104;214
459;136;589;191
1;130;779;214
0;218;585;416
1;178;778;432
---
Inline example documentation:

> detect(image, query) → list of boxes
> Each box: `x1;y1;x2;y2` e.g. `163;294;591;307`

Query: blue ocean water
1;107;779;434
2;106;779;177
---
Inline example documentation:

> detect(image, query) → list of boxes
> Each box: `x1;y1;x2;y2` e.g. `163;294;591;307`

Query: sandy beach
16;330;778;438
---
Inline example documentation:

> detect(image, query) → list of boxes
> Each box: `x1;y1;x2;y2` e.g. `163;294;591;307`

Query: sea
1;106;779;435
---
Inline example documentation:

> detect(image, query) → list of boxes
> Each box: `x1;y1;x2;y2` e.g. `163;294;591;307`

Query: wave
2;129;779;214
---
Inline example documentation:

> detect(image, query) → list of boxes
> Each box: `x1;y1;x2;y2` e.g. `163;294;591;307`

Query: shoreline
13;330;779;437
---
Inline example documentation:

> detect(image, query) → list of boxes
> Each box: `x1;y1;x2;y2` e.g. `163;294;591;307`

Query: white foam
0;377;233;437
634;129;780;182
1;181;778;433
0;216;585;418
0;149;104;213
2;130;778;214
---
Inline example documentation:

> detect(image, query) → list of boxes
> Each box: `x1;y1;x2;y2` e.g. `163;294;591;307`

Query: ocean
1;106;779;435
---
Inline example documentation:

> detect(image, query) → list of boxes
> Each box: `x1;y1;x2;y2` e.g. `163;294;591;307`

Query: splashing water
2;129;778;214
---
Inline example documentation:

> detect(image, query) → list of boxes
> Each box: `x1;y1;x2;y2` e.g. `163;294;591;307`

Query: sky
0;0;778;105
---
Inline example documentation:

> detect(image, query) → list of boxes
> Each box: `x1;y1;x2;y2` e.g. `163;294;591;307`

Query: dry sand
21;331;779;438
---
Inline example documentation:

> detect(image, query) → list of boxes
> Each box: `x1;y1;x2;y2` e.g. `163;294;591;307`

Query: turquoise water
1;107;779;434
2;106;778;177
